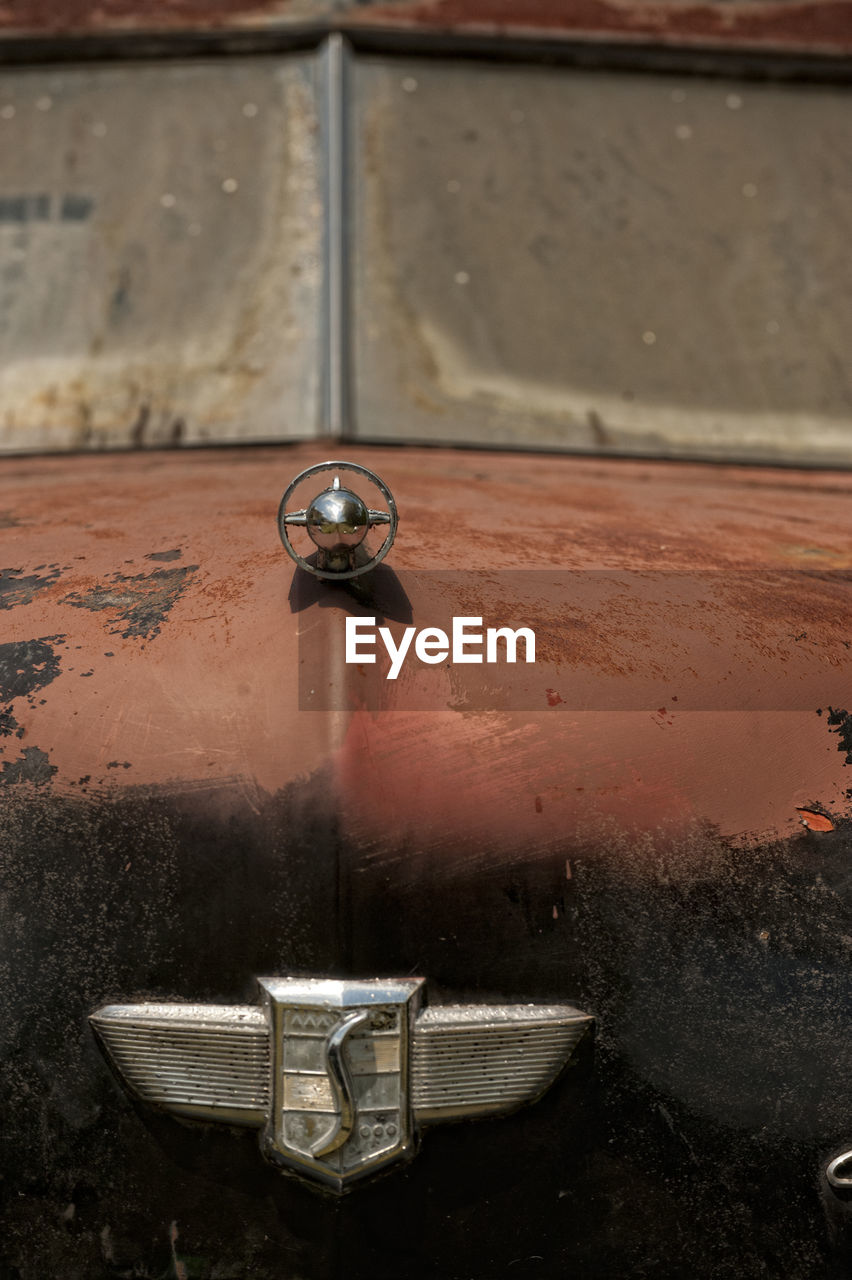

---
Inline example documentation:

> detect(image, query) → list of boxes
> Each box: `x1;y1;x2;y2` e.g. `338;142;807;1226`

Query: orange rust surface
0;0;850;52
1;446;327;799
796;805;835;830
2;443;852;849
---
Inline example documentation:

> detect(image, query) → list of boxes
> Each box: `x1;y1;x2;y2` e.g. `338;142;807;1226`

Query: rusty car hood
4;440;852;838
4;442;852;1276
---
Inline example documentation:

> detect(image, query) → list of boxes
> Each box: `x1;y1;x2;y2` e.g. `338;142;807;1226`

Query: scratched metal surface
350;56;852;463
0;55;324;453
4;442;852;801
0;0;851;55
3;445;852;1275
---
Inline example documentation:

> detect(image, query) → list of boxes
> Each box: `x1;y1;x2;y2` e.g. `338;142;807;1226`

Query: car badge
91;977;592;1191
278;461;398;580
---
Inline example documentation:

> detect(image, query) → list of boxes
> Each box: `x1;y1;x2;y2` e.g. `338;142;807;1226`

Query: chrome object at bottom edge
91;977;592;1191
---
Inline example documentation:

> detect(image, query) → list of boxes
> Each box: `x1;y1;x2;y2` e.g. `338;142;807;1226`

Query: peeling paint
826;706;852;767
0;705;21;737
0;745;57;785
796;806;835;832
0;567;61;611
0;637;64;702
145;548;183;563
63;565;198;641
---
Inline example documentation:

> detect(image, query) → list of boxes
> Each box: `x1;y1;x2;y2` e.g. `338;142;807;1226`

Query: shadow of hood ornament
91;977;592;1192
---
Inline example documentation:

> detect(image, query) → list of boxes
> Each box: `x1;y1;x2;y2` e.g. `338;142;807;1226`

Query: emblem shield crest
258;977;424;1190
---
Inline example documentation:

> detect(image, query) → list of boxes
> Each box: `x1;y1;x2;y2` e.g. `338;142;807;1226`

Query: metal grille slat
92;1009;270;1121
411;1005;590;1121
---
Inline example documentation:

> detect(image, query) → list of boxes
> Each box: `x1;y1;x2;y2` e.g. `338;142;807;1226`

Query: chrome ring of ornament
277;460;398;580
827;1150;852;1190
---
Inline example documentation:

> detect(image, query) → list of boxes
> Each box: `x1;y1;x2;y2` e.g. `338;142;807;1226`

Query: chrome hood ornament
91;977;592;1192
278;461;398;580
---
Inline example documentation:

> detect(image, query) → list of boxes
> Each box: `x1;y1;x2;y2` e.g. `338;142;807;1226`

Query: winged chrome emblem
91;977;592;1191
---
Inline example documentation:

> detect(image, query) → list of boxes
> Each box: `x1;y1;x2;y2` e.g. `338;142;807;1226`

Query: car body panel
2;442;852;1274
350;56;852;464
1;0;852;56
0;55;324;453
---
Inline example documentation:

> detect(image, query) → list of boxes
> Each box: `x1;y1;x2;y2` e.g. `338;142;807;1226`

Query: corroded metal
343;0;852;56
3;441;852;814
3;443;852;1272
0;0;850;56
91;976;591;1190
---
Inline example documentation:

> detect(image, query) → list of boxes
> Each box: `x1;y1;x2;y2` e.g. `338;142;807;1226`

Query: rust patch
0;567;61;611
0;0;308;35
0;0;848;51
796;806;835;831
347;0;852;53
0;637;64;702
62;564;198;641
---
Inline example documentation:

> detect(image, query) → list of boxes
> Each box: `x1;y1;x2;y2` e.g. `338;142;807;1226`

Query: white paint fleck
454;271;470;285
242;102;258;117
1;105;16;120
742;182;758;198
402;77;418;93
160;193;176;209
222;177;239;194
36;95;53;112
726;94;743;111
91;121;107;137
675;124;692;141
642;330;657;346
